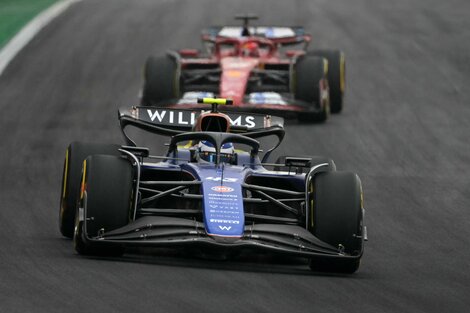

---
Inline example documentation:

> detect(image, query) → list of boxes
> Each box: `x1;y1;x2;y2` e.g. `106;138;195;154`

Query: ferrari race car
141;15;346;123
59;98;366;273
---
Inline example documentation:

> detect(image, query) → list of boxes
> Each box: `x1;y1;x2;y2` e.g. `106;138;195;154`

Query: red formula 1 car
141;15;346;123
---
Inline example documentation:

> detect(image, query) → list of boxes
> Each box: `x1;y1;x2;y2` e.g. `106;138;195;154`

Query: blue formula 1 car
59;98;366;273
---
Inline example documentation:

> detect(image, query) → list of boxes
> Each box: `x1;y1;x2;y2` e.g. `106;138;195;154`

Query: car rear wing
201;26;311;45
118;106;285;149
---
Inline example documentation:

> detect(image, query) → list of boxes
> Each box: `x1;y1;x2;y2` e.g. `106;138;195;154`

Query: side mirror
285;157;311;168
179;49;199;57
285;50;305;58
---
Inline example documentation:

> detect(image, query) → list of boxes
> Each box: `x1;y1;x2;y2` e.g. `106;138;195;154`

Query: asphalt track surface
0;0;469;312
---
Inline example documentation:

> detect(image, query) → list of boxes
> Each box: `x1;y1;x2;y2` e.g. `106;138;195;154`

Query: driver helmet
198;141;235;164
242;41;259;57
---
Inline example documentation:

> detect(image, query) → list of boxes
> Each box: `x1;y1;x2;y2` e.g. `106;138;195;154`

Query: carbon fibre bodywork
75;106;364;262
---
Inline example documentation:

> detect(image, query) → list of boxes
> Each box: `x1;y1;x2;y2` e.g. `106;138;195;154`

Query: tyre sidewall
312;171;363;255
74;155;133;255
308;49;345;113
294;56;330;122
142;55;180;105
59;142;120;238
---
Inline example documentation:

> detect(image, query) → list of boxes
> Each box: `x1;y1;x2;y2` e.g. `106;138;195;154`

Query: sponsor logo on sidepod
211;186;234;192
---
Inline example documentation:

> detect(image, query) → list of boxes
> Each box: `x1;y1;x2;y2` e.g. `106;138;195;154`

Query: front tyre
308;50;345;113
141;55;180;106
293;56;330;123
308;171;364;273
74;155;134;256
59;142;120;238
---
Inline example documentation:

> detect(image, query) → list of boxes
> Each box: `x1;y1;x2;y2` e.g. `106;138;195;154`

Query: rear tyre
308;50;345;113
59;142;120;238
308;171;364;273
74;155;133;256
141;55;180;106
293;56;330;123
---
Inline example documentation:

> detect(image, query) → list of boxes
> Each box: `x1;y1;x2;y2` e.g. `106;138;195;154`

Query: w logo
218;226;232;231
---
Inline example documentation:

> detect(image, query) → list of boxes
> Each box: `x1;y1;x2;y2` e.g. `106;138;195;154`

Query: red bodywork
172;29;325;116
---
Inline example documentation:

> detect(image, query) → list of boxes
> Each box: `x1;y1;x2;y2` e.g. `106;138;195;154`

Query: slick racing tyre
308;171;364;273
308;50;345;113
293;56;330;123
74;155;133;256
59;142;120;238
141;55;180;106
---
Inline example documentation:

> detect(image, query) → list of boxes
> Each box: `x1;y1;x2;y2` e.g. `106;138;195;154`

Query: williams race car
59;98;365;273
141;15;346;123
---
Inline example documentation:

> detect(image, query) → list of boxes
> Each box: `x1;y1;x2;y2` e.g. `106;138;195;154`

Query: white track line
0;0;82;77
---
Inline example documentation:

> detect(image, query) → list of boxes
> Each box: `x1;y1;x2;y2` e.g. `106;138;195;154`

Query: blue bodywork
185;163;246;237
140;150;307;239
78;106;364;263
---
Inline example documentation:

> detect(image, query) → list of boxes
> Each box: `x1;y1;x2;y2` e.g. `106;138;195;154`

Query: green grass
0;0;58;48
